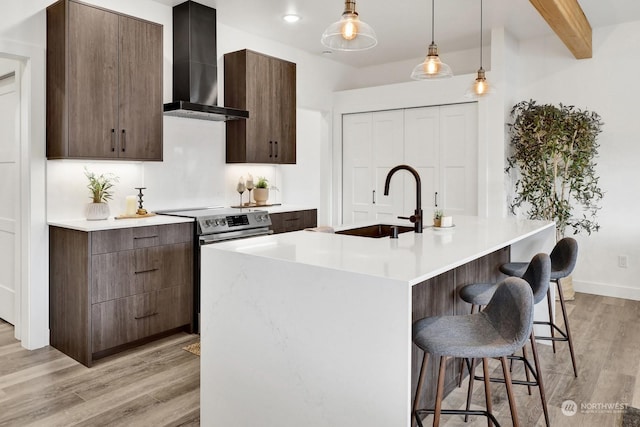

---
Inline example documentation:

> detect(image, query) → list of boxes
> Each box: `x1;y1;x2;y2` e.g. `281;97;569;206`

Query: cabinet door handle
111;129;116;152
135;312;158;320
134;235;158;240
134;268;159;274
434;191;438;207
121;129;126;152
269;141;273;158
274;141;278;158
372;190;376;204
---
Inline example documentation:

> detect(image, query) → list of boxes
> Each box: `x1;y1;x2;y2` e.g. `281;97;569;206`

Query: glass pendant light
465;0;493;98
321;0;377;51
411;0;452;80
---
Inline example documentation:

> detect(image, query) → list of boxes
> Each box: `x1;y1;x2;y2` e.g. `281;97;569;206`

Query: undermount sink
335;224;414;238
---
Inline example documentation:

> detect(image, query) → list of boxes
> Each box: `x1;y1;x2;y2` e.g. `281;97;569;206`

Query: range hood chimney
163;1;249;121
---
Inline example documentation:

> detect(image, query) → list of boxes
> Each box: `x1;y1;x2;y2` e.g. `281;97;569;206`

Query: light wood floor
0;324;200;427
1;293;639;426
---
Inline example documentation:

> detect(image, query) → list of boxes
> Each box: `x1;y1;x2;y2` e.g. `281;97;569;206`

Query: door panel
118;15;163;160
440;104;478;216
68;2;119;158
0;68;18;324
343;113;374;222
404;107;440;217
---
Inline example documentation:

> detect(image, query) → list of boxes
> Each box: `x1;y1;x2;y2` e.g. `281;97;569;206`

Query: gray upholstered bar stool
500;237;578;377
457;253;551;427
412;277;534;427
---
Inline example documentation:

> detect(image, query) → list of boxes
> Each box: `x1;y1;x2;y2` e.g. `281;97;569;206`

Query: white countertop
48;215;194;232
205;216;555;285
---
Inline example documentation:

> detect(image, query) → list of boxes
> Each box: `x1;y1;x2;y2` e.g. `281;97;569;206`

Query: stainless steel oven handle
199;229;273;245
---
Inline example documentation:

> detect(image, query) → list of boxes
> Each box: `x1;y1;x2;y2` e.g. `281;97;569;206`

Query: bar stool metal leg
556;280;578;377
433;356;447;427
500;356;520;427
413;352;429;426
482;358;493;427
529;331;550;426
464;358;477;422
546;287;557;353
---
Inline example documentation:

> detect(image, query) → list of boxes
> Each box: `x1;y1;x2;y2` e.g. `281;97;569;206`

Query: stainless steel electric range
157;207;272;331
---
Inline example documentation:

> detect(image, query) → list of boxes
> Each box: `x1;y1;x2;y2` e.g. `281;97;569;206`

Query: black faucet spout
383;164;423;233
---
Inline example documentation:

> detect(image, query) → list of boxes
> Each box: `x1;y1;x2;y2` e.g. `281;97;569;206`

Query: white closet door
371;110;404;222
403;107;440;216
342;113;374;223
439;103;478;216
342;111;404;224
0;69;19;325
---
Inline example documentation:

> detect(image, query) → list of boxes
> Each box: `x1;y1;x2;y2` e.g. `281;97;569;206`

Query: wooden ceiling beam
529;0;592;59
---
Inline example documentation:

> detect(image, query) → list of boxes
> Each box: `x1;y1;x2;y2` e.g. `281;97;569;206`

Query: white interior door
0;60;20;325
371;110;404;222
342;112;374;223
404;106;440;217
439;103;478;216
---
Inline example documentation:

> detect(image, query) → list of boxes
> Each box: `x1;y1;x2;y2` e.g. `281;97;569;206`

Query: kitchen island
200;216;555;427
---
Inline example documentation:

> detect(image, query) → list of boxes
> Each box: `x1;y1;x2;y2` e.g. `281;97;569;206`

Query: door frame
0;38;48;349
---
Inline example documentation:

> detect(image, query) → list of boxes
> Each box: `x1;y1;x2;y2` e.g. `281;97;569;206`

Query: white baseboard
573;280;640;301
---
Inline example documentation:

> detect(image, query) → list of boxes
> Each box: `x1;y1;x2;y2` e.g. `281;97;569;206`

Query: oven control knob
218;218;227;226
205;219;213;227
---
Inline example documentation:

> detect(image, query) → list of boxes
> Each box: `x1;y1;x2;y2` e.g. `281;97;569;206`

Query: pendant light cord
479;0;483;68
431;0;435;44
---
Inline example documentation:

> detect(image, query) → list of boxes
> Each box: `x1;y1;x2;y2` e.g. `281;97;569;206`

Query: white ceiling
152;0;640;68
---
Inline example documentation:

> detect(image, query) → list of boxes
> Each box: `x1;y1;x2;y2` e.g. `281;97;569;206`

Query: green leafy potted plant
433;209;443;227
253;176;270;206
84;167;119;220
507;100;604;298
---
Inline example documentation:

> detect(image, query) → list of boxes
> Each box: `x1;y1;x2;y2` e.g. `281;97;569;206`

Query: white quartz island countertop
200;216;555;427
205;216;554;286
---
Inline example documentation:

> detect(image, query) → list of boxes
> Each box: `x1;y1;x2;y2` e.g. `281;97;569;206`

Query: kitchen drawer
270;209;317;234
91;242;192;304
91;291;157;352
149;285;192;336
91;222;193;254
91;285;191;353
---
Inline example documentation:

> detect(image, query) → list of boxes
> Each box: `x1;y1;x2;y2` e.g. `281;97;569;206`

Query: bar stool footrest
534;320;569;341
415;408;501;427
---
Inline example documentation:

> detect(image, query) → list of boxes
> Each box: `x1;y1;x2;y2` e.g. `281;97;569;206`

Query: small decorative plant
255;176;269;188
84;167;119;204
433;209;443;227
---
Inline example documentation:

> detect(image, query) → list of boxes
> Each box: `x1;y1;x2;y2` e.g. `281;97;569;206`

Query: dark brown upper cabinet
46;0;163;161
224;49;296;164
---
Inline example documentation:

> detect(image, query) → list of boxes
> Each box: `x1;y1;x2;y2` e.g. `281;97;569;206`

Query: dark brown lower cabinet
50;222;193;367
269;209;317;234
410;247;510;410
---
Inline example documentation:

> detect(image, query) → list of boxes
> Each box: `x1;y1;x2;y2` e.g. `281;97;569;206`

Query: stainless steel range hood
163;1;248;121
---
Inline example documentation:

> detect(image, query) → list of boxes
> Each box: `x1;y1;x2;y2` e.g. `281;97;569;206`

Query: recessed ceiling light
283;14;301;23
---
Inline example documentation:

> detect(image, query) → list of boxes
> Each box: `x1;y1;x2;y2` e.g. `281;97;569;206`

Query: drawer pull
135;312;158;320
134;235;158;240
134;268;159;274
284;218;301;222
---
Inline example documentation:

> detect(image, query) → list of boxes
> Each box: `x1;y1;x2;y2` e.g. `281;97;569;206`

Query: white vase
253;188;269;206
86;202;110;220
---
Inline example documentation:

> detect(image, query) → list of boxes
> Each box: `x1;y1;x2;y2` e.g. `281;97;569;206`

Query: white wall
515;21;640;300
